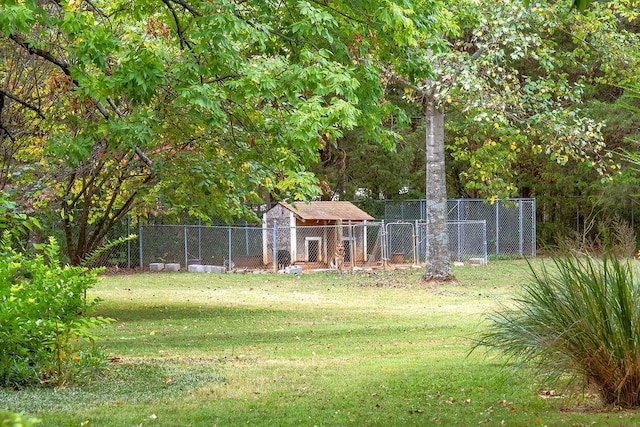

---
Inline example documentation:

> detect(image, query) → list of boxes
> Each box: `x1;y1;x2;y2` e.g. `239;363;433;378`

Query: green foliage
0;196;40;246
0;411;41;427
1;0;444;264
0;234;112;388
477;253;640;408
80;233;137;268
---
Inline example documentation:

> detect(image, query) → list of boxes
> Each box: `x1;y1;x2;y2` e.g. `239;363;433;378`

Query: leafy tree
394;0;636;280
1;0;440;264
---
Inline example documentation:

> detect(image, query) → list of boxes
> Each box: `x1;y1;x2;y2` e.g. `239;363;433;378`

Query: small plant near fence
476;253;640;408
0;234;112;388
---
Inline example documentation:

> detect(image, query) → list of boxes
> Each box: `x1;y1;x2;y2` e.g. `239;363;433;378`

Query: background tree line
1;0;639;274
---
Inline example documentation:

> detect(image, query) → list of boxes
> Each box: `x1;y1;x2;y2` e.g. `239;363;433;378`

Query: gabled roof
279;201;374;221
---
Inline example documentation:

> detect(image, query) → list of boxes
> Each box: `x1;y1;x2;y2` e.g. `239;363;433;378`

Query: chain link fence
385;223;416;265
416;220;488;264
357;198;535;258
136;220;489;272
139;223;387;271
70;198;533;269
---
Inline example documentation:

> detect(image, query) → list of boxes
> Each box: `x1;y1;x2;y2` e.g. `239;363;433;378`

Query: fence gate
385;223;416;265
416;221;488;264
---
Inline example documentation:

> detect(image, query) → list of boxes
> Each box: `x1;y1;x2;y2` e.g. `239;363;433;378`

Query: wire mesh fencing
416;220;488;264
47;198;533;270
139;223;392;272
357;198;536;258
140;225;266;270
385;223;416;265
137;220;493;272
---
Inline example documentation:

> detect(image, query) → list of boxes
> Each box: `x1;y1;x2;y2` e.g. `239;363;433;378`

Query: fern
81;234;137;268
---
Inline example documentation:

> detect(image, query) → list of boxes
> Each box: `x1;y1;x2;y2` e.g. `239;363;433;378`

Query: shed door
306;237;322;262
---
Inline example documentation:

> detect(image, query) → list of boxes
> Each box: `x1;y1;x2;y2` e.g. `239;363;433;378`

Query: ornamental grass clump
477;253;640;408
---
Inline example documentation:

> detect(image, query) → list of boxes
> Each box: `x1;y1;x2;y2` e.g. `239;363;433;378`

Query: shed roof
279;201;374;221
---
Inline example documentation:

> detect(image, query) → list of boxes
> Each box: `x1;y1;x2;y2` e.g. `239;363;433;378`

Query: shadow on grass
97;303;462;357
0;361;226;414
96;303;286;322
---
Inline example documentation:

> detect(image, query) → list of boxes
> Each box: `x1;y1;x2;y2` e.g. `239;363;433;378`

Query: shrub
476;253;640;408
0;234;111;388
0;410;41;426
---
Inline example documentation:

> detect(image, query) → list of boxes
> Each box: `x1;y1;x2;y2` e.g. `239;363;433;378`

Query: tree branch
10;32;154;168
307;0;369;26
84;0;109;20
105;97;154;167
161;0;189;50
167;0;201;17
0;89;46;119
9;33;75;81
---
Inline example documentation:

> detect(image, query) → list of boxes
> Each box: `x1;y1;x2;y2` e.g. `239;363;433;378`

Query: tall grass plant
478;253;640;408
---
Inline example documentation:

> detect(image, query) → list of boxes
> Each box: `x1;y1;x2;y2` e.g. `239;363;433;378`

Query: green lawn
2;261;639;426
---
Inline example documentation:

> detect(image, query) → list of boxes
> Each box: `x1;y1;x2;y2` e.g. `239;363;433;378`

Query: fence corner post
138;218;143;269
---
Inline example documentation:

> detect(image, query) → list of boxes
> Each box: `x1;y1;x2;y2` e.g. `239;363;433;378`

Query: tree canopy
1;0;443;263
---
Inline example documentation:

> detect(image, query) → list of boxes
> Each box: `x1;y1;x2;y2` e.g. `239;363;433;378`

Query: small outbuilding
263;201;376;270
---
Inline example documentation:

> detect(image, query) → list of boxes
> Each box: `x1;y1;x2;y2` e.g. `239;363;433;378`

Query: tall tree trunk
423;101;453;281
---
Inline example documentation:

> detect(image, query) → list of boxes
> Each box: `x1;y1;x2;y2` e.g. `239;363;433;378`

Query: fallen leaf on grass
539;390;564;399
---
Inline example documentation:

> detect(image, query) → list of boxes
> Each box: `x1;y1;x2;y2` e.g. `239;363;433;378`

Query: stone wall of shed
263;204;292;266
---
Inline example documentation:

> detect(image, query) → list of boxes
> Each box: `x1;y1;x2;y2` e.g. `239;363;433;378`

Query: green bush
0;234;111;388
477;253;640;408
0;410;41;426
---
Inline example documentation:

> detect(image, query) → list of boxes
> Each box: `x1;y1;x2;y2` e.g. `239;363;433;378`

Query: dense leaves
0;235;110;387
0;0;439;263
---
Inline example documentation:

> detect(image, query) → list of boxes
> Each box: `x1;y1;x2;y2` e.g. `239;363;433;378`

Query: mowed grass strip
3;261;640;426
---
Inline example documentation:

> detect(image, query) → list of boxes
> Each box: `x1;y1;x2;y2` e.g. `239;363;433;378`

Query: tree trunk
423;101;453;281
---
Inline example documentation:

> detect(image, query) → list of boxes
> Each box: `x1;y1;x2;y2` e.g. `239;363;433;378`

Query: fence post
228;227;232;271
519;200;524;256
184;226;188;269
457;221;462;262
495;201;500;255
413;220;420;265
198;219;202;262
483;220;488;265
138;219;143;269
272;224;278;272
245;222;250;255
382;221;388;269
531;199;537;257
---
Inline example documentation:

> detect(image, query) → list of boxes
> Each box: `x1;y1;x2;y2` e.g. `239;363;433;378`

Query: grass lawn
2;260;640;426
